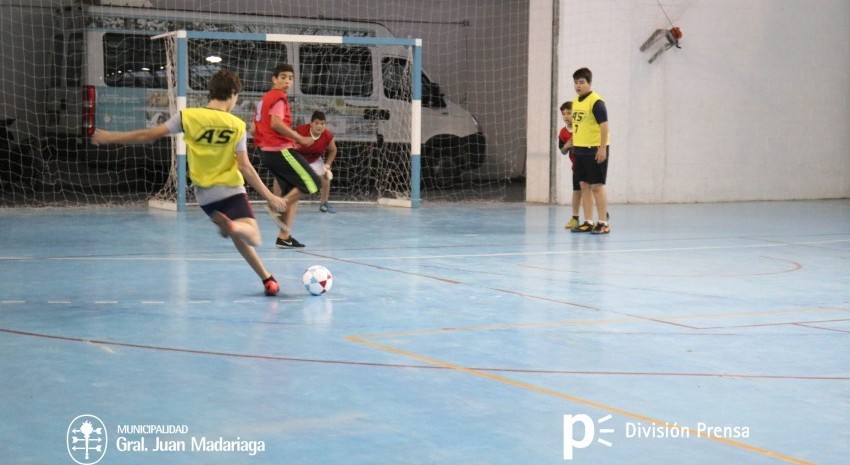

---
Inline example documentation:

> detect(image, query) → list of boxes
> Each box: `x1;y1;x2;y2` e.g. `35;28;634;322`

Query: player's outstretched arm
270;115;312;147
91;126;170;146
235;150;287;212
325;139;338;168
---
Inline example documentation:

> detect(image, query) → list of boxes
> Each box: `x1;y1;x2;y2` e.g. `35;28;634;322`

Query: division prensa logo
67;415;108;465
563;414;614;460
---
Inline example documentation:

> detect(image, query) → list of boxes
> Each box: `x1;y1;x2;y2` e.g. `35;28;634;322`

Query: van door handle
363;109;390;120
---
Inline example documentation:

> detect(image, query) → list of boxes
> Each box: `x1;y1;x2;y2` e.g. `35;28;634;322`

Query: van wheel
422;136;462;189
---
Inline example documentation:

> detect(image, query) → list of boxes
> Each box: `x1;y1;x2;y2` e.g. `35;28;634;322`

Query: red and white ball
302;265;333;295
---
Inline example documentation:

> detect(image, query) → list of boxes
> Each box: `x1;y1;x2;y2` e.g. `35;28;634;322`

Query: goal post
152;30;423;212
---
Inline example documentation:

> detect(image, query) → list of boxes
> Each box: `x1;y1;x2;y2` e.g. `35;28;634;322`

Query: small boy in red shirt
559;101;588;230
295;111;338;213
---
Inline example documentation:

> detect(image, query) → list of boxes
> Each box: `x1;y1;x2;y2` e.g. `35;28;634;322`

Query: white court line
3;299;315;306
6;238;849;263
46;256;315;262
329;238;850;261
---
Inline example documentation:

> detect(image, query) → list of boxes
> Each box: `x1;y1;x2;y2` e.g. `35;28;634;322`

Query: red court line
2;327;846;380
485;287;600;310
698;318;850;330
793;323;850;334
299;251;461;284
630;316;700;329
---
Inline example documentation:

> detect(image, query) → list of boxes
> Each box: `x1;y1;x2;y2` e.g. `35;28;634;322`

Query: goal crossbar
154;30;423;212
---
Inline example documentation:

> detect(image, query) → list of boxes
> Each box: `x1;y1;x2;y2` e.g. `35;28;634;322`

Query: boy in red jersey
295;111;338;213
558;100;589;230
253;63;322;248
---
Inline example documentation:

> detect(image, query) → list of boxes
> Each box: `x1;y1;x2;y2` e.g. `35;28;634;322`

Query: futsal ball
302;265;333;295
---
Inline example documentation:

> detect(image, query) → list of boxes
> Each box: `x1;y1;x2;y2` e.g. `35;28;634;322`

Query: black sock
572;215;579;220
263;275;276;284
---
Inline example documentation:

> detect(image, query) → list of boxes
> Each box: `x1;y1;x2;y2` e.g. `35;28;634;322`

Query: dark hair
310;110;326;122
273;63;295;77
559;101;572;112
572;67;592;83
208;69;243;101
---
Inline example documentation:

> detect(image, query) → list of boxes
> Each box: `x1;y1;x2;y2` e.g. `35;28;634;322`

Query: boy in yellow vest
91;70;288;296
570;67;610;234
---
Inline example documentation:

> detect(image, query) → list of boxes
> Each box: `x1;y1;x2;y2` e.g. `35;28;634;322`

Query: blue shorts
199;193;255;220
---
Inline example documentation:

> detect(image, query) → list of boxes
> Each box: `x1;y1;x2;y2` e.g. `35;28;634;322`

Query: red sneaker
263;276;279;296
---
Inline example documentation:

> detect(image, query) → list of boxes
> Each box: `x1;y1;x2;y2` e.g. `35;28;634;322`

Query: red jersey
254;89;294;150
295;124;334;163
558;126;576;168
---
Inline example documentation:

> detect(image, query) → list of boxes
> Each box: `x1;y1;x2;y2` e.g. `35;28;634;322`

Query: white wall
556;0;850;203
526;0;555;202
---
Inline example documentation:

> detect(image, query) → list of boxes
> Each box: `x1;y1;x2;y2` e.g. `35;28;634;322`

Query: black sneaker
591;222;610;235
276;236;305;248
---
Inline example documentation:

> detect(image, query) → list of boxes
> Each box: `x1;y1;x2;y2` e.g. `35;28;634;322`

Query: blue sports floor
1;200;848;465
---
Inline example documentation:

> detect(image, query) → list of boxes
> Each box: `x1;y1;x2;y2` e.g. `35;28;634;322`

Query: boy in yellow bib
571;67;610;234
92;70;287;296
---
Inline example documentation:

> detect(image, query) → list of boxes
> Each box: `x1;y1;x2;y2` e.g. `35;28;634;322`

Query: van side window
188;40;287;92
381;57;445;108
299;45;372;97
52;34;64;87
53;33;82;87
421;74;446;108
67;32;83;87
103;33;167;88
381;57;410;101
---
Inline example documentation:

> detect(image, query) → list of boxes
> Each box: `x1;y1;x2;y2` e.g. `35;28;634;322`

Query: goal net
152;30;422;211
1;2;528;208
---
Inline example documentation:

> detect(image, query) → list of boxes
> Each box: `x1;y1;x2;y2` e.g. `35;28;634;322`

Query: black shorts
573;146;609;185
199;193;255;220
259;148;322;195
572;168;581;191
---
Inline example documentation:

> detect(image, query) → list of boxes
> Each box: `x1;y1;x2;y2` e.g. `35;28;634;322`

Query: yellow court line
346;335;822;465
357;306;850;339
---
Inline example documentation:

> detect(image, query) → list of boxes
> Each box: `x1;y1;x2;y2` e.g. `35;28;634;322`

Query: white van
46;3;486;191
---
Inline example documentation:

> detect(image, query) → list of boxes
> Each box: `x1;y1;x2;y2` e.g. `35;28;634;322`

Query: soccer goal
150;30;423;212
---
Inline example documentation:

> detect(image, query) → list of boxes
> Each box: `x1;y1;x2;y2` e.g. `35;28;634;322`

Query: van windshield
103;34;287;92
299;44;372;97
189;40;287;93
103;33;167;88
